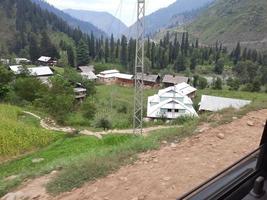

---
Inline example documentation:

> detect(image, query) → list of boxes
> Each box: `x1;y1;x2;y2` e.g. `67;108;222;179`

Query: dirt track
3;109;267;200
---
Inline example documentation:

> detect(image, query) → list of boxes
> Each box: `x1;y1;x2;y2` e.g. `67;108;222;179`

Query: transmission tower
133;0;145;134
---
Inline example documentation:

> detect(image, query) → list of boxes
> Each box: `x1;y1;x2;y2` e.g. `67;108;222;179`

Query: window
175;109;179;113
167;109;172;112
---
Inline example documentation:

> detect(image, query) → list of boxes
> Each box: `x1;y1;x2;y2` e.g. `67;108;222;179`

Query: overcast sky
46;0;176;26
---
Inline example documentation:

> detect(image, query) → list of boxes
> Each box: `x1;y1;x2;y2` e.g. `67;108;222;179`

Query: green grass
0;104;62;160
66;85;157;129
1;89;266;196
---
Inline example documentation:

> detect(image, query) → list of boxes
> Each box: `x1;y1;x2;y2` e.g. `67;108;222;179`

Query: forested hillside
187;0;267;49
0;0;89;58
127;0;214;37
31;0;105;37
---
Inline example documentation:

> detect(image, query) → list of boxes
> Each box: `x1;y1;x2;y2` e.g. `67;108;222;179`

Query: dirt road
4;109;267;200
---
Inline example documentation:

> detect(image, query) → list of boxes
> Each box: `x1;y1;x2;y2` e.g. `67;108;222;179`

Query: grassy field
0;89;266;196
66;85;157;129
0;120;198;196
0;104;62;160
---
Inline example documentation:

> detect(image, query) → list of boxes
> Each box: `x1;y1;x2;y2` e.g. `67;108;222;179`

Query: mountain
0;0;86;57
31;0;105;37
126;0;215;37
187;0;267;49
64;9;128;38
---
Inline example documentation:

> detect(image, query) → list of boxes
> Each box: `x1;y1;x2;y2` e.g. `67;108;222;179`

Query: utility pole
133;0;145;134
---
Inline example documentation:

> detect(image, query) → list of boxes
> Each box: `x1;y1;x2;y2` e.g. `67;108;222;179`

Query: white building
9;65;53;77
175;82;197;99
199;95;251;112
15;58;31;64
147;86;198;119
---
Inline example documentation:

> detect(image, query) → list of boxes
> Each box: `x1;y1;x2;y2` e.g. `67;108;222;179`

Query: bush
95;117;112;130
212;77;223;90
117;103;127;114
81;98;96;120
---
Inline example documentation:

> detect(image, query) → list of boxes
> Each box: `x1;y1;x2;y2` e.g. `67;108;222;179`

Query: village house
9;65;54;85
0;58;10;65
77;65;97;81
37;56;56;66
77;65;95;73
175;82;197;99
135;73;161;87
15;58;31;64
97;69;120;84
115;73;133;86
74;87;87;101
147;86;198;119
162;74;189;87
199;95;251;112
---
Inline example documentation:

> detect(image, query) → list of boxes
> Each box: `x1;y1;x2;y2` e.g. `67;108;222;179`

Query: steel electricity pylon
133;0;145;134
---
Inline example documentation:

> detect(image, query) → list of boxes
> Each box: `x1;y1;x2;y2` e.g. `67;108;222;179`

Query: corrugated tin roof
78;65;95;73
162;75;189;84
135;73;160;83
29;66;53;76
115;73;133;80
199;95;251;112
100;69;119;75
175;82;197;96
10;65;53;76
81;71;98;80
74;87;87;93
38;56;51;62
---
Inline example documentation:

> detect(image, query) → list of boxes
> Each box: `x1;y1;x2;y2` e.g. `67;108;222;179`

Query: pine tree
29;34;39;61
110;34;115;62
67;46;75;67
115;39;120;60
151;42;156;69
233;42;241;64
76;39;89;66
120;35;128;67
90;32;95;58
104;38;109;63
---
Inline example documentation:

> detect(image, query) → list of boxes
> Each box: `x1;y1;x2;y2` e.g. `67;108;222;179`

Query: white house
9;65;53;77
175;82;197;99
147;86;198;119
15;58;31;64
199;95;251;112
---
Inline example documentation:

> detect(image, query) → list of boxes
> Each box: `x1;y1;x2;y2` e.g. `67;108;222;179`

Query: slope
127;0;214;37
0;104;61;161
64;9;127;38
31;0;105;37
0;0;85;56
187;0;267;49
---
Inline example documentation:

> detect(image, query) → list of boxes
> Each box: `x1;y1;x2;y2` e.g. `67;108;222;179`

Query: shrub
81;98;96;120
95;117;112;130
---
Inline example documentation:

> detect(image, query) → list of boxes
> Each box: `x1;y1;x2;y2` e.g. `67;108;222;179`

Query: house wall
116;78;133;86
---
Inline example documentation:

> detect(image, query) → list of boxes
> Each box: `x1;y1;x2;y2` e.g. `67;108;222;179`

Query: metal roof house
175;82;197;99
81;71;98;80
115;73;133;86
78;65;95;73
199;95;251;112
97;69;120;83
9;65;53;77
15;58;31;64
135;73;161;87
147;86;198;119
162;75;189;87
38;56;56;66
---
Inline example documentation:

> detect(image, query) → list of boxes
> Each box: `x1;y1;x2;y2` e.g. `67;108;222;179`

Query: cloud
46;0;176;26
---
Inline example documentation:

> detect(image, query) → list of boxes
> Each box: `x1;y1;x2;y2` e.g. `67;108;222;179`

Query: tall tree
76;39;89;66
120;35;128;67
110;34;115;62
104;38;109;63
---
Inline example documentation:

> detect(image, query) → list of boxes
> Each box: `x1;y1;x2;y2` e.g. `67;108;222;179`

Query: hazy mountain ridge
187;0;267;49
31;0;106;37
126;0;215;37
64;9;128;38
